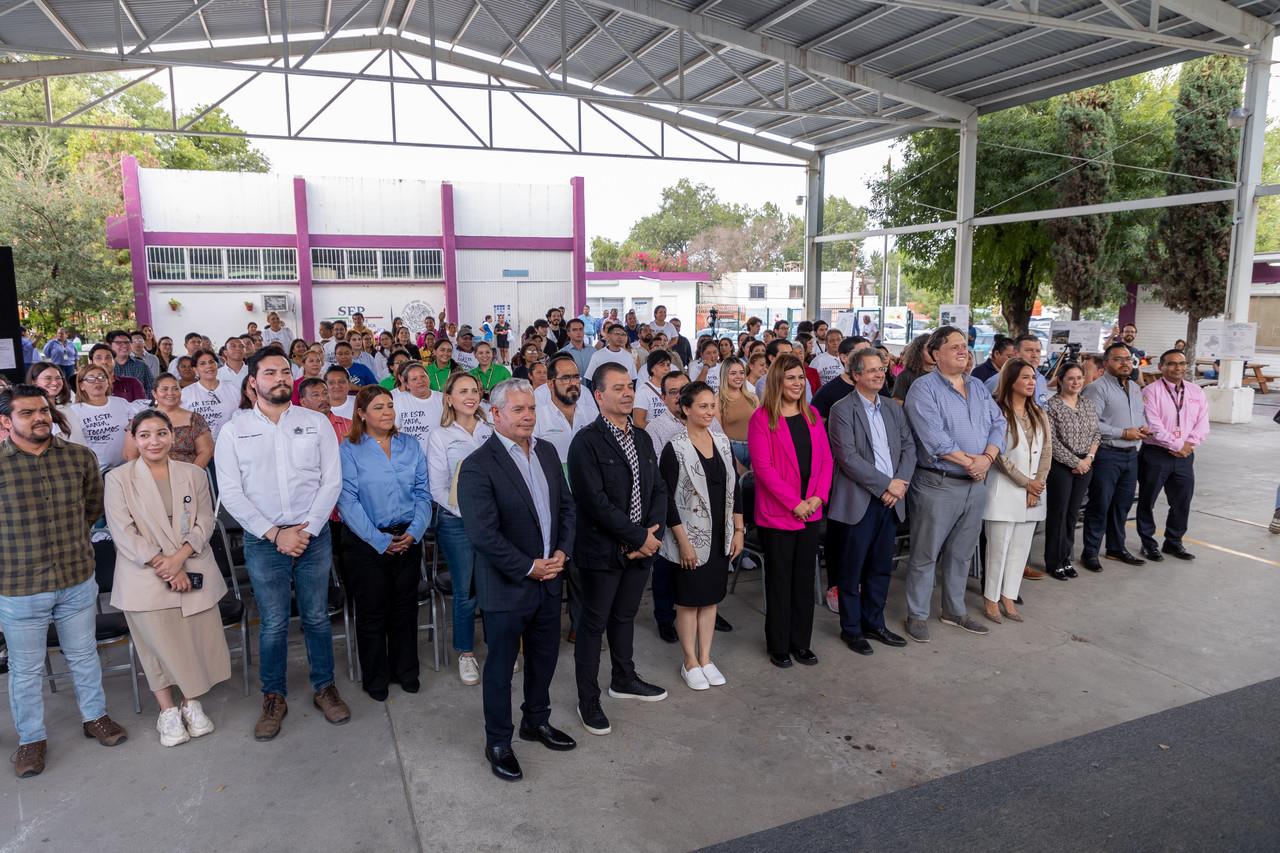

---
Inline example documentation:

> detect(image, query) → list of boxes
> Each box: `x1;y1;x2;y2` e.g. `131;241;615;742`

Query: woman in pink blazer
747;354;833;668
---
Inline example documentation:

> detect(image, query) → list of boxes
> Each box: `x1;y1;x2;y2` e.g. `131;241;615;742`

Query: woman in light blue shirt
338;386;431;702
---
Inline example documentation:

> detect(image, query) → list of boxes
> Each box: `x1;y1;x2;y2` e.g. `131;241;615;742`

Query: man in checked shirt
0;385;129;779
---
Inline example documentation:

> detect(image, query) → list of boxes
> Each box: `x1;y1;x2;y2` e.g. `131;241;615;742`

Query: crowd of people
0;305;1239;783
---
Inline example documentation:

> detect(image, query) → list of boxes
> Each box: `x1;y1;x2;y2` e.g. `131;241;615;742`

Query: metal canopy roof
1;0;1277;163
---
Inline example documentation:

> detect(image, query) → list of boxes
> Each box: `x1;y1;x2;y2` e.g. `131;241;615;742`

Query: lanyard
1164;380;1185;436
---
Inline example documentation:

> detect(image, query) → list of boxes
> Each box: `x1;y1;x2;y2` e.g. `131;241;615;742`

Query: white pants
983;520;1037;603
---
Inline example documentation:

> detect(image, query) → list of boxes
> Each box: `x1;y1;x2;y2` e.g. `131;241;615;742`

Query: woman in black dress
494;313;511;364
656;380;744;692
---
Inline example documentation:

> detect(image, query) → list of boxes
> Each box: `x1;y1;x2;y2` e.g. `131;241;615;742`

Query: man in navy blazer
459;378;576;782
826;349;916;655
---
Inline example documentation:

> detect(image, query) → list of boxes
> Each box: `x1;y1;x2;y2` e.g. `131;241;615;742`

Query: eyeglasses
81;375;109;383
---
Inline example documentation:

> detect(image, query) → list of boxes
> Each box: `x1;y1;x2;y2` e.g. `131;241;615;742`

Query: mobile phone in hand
186;572;204;591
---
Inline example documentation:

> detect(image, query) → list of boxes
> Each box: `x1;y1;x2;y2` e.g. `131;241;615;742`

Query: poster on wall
1197;319;1257;360
939;304;969;334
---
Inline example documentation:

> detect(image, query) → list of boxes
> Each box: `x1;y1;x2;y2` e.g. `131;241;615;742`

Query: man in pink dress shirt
1136;348;1208;562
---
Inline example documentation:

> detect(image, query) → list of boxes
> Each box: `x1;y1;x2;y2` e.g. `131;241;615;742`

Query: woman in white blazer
104;409;231;748
982;360;1051;624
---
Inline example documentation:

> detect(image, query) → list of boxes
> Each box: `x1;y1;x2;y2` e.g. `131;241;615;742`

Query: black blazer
566;416;666;571
458;434;575;613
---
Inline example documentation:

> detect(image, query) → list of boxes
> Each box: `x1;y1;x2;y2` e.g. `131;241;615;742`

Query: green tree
0;133;132;334
1048;87;1117;319
1255;121;1280;253
817;196;870;273
627;178;745;257
1149;55;1245;355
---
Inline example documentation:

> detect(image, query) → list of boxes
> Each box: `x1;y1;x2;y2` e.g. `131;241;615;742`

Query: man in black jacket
459;378;577;782
567;362;668;737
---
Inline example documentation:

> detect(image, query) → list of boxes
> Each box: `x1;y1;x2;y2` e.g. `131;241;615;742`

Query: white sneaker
825;586;840;614
156;707;189;747
681;664;710;691
459;654;480;686
701;661;726;686
180;700;215;737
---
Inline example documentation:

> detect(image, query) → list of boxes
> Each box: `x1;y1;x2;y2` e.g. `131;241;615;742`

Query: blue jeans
730;440;751;470
436;511;478;653
0;578;107;745
243;526;335;696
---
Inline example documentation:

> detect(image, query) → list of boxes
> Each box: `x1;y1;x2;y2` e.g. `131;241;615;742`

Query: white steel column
803;154;825;319
952;112;977;306
1209;30;1272;423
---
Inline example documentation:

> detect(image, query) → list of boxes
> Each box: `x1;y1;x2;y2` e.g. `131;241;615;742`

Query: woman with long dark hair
982;359;1051;623
891;334;934;402
747;354;833;669
1043;362;1100;581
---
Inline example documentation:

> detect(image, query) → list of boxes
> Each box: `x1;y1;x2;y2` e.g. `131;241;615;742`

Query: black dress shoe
1162;542;1195;560
1047;566;1070;581
1140;545;1164;562
657;622;678;643
864;627;908;647
1106;550;1146;566
1063;563;1079;579
791;648;819;666
367;687;389;702
714;614;733;632
518;722;577;751
485;745;523;782
401;679;420;694
1080;555;1103;573
842;634;873;656
769;653;793;668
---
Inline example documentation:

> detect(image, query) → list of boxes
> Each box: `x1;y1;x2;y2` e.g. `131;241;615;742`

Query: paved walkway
0;415;1276;852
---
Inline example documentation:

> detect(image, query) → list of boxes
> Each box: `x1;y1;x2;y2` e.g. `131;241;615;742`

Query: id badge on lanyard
180;495;193;537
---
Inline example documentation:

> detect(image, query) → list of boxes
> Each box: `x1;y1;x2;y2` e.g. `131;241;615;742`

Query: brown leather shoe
1023;566;1045;580
82;715;128;746
313;684;351;725
11;740;47;778
254;693;288;741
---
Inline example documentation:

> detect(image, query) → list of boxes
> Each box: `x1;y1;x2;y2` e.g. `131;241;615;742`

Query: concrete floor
1;415;1277;853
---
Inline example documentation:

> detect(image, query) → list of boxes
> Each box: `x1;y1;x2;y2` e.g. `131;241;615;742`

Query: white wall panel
312;283;446;333
453;182;573;237
139;170;295;233
307;176;443;236
1134;290;1200;353
148;285;300;346
455;250;572;282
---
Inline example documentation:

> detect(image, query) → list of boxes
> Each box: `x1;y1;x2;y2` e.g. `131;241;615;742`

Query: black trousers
824;518;847;591
760;522;820;656
482;588;561;749
1136;445;1195;550
341;527;421;694
1044;461;1093;571
836;502;896;638
574;563;649;705
650;558;676;628
1082;446;1137;557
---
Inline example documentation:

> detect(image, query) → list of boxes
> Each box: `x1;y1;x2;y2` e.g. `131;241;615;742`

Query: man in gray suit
827;349;916;655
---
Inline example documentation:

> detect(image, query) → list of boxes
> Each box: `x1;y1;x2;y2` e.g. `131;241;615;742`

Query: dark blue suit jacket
458;434;575;613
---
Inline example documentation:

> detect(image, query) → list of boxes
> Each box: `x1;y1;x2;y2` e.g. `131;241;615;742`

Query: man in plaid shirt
0;386;128;779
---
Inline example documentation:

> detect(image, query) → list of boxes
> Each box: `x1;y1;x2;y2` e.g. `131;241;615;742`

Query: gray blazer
827;390;916;525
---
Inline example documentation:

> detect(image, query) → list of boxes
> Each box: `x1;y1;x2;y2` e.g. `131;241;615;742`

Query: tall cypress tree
1149;56;1245;354
1048;87;1116;319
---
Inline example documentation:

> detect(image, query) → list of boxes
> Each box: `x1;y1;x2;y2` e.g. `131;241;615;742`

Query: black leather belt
1099;445;1137;453
379;523;410;535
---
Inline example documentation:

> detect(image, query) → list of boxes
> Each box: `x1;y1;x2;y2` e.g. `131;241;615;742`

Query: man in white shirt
642;369;688;644
586;323;637;386
810;328;845;386
642;371;687;456
214;350;351;741
261;312;294;349
453;329;480;370
323;319;347;363
217;336;248;385
648;305;677;341
325;365;355;419
534;355;599;464
859;314;879;341
181;350;241;440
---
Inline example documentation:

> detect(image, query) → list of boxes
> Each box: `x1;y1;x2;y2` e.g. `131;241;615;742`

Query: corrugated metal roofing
2;0;1278;156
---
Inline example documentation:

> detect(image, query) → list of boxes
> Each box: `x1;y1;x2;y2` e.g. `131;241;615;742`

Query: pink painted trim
294;177;315;339
121;155;151;326
454;235;573;251
144;231;296;247
1252;260;1280;283
571;176;587;312
310;234;445;249
105;215;129;249
311;279;445;286
441;183;458;323
585;271;708;281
